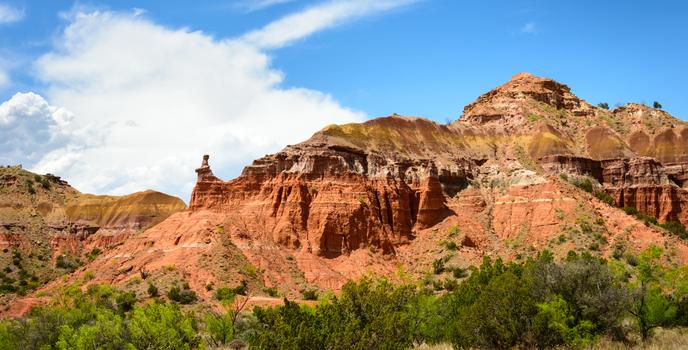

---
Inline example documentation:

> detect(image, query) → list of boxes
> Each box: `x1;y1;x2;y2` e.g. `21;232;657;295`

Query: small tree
653;101;662;109
629;246;677;341
597;102;609;110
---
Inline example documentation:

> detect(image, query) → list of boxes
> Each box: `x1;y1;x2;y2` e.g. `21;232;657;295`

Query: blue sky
0;0;686;200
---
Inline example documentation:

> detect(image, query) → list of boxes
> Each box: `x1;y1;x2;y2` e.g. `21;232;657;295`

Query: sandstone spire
195;155;220;182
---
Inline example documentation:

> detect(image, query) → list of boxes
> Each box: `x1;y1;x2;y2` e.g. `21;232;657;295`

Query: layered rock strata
190;73;688;259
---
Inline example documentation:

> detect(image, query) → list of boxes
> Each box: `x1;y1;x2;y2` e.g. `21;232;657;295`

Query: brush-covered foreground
2;247;688;350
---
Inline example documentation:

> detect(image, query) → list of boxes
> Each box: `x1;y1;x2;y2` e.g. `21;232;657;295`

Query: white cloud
521;22;537;34
240;0;296;12
0;92;77;167
240;0;417;49
0;3;24;24
17;2;414;200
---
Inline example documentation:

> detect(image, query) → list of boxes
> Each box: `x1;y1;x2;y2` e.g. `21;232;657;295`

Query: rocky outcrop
664;162;688;187
188;73;688;260
539;155;603;181
609;185;688;223
190;152;450;256
459;72;594;132
539;155;688;221
600;157;670;187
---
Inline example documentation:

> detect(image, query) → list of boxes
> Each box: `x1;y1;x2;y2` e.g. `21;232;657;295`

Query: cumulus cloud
0;3;24;24
240;0;417;49
0;92;76;167
12;1;412;200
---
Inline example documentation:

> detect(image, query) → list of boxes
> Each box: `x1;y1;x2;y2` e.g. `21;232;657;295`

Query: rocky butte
17;73;688;306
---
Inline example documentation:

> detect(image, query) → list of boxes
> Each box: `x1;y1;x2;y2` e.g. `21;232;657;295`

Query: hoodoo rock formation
18;73;688;307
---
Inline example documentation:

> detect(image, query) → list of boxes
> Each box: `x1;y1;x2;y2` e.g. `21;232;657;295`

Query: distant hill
0;165;185;314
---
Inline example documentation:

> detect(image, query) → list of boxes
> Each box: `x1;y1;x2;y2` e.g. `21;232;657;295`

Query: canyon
4;73;688;313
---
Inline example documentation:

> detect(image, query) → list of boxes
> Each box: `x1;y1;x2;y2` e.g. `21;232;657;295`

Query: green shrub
55;254;80;271
452;267;468;279
167;284;197;304
624;206;659;225
39;177;51;190
215;287;236;302
624;206;640;216
263;287;279;297
85;248;102;261
612;246;624;260
127;302;200;349
147;283;158;297
659;221;688;239
626;254;639;266
442;240;458;251
300;288;318;301
447;226;460;237
432;258;446;274
595;191;614;205
204;312;235;347
571;178;593;193
443;278;458;291
116;292;137;313
25;179;35;194
597;102;609;109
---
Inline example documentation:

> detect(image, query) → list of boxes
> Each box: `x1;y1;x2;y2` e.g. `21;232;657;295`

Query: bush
127;302;200;349
167;284;198;304
215;280;249;302
0;285;200;349
571;177;593;193
85;248;102;261
25;179;35;195
204;312;235;347
432;258;446;274
597;102;610;109
653;101;662;109
447;226;460;237
624;206;659;226
3;251;688;349
55;255;80;271
147;283;158;297
595;191;615;205
300;288;318;301
659;221;688;239
612;246;624;260
624;206;639;216
442;240;458;251
39;177;51;190
215;288;236;302
263;287;279;297
232;280;248;296
116;292;137;313
452;267;468;279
